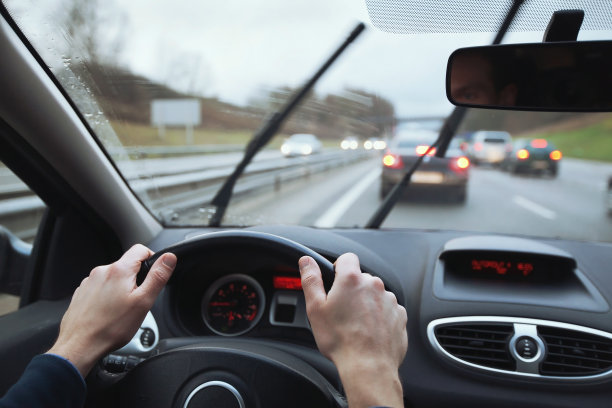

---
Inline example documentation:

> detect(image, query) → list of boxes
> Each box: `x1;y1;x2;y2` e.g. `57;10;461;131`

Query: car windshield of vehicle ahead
2;0;612;243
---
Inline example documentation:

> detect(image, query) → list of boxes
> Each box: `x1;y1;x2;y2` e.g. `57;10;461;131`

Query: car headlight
301;145;313;155
281;144;291;154
374;140;386;150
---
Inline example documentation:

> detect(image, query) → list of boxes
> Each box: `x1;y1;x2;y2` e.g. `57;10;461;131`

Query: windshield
3;0;612;242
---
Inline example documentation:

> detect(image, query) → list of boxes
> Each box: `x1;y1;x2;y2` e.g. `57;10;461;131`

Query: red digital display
471;259;534;277
273;276;302;290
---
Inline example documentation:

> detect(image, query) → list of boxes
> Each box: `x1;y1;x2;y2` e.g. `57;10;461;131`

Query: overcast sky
5;0;611;117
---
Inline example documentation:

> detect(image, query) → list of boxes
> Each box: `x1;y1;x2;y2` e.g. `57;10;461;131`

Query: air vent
540;326;612;377
435;323;515;370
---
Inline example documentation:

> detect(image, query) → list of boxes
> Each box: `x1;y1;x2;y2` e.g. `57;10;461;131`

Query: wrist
335;357;403;408
47;337;101;377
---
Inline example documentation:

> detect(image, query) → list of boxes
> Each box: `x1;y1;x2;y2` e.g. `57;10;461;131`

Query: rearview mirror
446;41;612;111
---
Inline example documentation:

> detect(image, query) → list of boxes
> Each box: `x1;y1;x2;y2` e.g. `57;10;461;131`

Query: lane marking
513;195;557;220
314;168;382;227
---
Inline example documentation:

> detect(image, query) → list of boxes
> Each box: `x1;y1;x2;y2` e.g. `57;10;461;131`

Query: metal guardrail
1;148;373;239
106;144;245;158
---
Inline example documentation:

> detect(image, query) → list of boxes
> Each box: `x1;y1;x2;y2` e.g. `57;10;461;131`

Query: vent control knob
515;336;538;360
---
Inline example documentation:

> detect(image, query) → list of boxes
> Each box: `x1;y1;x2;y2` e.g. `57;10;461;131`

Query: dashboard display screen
442;250;576;284
273;276;302;290
470;259;534;277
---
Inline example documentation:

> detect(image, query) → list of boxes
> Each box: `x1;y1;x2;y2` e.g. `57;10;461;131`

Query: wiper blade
208;22;366;227
366;0;525;229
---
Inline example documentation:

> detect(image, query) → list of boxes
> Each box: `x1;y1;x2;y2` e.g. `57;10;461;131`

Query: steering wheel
105;231;345;407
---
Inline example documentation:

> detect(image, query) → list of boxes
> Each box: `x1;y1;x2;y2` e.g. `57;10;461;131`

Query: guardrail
106;144;245;158
1;148;374;239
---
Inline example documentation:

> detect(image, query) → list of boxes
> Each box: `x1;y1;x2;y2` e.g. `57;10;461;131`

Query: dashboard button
140;328;156;347
515;337;538;359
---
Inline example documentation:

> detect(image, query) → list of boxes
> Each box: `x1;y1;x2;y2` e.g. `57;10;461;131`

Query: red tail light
415;145;436;156
383;153;403;169
456;156;470;169
550;150;562;160
450;156;470;172
517;149;529;160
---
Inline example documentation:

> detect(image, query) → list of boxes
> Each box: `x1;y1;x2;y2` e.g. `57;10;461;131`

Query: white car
280;134;322;157
468;130;513;165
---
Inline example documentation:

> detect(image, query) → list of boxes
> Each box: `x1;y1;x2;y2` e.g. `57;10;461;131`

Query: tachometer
202;274;265;336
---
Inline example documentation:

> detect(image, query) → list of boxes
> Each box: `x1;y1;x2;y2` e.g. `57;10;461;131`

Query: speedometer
201;274;265;336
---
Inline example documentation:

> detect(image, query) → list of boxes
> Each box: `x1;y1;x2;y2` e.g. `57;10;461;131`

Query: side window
0;160;46;316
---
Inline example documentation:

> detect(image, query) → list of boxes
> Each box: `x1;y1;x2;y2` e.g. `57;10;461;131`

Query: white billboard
151;99;201;127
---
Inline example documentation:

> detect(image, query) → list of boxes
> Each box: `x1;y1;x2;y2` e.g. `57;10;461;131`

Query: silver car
468;130;513;165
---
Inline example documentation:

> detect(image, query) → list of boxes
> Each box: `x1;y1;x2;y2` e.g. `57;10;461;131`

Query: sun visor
364;0;612;34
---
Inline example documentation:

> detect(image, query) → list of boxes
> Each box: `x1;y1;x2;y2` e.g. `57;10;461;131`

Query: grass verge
525;115;612;163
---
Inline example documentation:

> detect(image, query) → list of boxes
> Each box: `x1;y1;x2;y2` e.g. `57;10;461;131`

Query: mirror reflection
447;41;612;111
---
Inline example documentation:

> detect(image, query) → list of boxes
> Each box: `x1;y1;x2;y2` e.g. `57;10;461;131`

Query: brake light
383;153;403;169
530;139;548;148
456;156;470;169
450;156;470;172
415;145;436;156
473;142;483;151
517;149;529;160
550;150;562;160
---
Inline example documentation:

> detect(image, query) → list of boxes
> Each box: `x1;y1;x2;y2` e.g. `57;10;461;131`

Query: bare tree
61;0;128;66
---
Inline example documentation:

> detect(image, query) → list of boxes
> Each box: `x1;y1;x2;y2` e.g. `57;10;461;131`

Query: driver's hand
47;244;176;377
299;253;407;408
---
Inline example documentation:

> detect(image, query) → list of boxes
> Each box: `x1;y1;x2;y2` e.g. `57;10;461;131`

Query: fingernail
162;253;177;269
298;256;311;269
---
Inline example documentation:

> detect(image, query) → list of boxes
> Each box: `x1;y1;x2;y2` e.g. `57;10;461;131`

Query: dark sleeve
0;354;86;408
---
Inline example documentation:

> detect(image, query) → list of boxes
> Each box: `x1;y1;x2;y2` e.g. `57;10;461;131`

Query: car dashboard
109;224;612;407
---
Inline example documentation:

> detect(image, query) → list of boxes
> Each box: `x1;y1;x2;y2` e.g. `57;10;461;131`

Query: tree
61;0;128;65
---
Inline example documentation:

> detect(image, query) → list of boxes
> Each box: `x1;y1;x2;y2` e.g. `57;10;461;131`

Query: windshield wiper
208;22;366;227
366;0;525;229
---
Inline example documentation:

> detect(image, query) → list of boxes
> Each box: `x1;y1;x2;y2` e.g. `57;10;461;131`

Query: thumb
299;256;326;312
136;253;176;306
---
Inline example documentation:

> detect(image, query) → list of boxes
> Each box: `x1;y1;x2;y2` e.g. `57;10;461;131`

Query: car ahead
340;135;359;150
380;129;469;202
280;133;322;157
468;130;513;165
2;1;612;407
503;138;562;177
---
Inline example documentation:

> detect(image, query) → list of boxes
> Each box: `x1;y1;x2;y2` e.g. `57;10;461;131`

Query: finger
118;244;155;270
135;252;176;306
299;256;326;310
333;253;361;284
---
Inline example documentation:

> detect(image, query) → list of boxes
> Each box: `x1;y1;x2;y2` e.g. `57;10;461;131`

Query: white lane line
513;195;557;220
314;168;382;227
